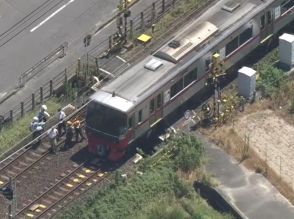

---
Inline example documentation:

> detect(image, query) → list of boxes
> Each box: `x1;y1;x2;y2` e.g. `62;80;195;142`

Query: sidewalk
196;131;294;219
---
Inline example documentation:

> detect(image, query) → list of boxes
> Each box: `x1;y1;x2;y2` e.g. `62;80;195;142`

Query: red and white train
86;0;294;161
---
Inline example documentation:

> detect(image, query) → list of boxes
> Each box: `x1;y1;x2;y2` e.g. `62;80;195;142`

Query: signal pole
117;0;131;43
206;53;226;124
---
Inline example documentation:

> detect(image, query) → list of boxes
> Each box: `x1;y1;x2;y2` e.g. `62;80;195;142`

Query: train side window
149;99;155;114
266;11;272;24
170;78;183;98
260;14;265;29
128;115;134;129
239;27;253;45
205;59;211;71
184;68;198;87
281;0;293;14
156;93;162;108
138;109;143;123
225;36;238;56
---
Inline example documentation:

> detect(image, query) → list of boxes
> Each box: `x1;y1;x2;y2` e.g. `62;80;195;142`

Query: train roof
93;0;273;113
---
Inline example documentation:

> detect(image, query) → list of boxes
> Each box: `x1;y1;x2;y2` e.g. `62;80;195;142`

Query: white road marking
99;68;115;78
116;55;127;63
30;0;75;32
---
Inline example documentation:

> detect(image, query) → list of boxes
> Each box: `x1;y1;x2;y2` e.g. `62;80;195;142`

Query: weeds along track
15;158;135;219
0;106;87;189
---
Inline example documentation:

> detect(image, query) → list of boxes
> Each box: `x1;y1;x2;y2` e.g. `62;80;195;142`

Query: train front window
86;101;127;137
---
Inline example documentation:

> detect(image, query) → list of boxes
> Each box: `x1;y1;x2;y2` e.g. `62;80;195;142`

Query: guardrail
17;42;68;88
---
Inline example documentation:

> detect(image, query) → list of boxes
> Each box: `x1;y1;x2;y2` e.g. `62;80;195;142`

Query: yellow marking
86;182;92;186
98;173;104;177
35;209;42;213
83;168;92;173
29;204;40;211
0;181;4;185
137;34;152;43
77;174;86;179
66;183;73;188
73;178;80;183
26;213;34;217
39;204;46;209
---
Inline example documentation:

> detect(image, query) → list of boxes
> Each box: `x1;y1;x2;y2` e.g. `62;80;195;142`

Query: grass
58;134;232;219
0;99;61;155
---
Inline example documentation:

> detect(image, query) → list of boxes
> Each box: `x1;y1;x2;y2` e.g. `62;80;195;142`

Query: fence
17;42;68;88
0;0;212;131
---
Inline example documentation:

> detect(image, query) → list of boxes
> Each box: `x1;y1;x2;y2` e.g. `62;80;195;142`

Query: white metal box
279;33;294;69
237;66;256;99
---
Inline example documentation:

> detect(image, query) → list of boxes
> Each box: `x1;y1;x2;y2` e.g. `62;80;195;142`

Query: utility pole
206;53;226;125
118;0;131;43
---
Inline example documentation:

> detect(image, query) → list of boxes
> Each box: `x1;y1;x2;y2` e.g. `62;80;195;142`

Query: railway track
0;107;86;189
15;158;135;219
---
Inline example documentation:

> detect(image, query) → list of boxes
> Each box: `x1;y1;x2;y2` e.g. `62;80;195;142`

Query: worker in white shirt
38;104;50;122
57;108;66;136
31;116;45;143
47;127;59;154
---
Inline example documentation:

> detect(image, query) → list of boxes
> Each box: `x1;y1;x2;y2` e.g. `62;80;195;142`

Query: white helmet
33;116;39;122
41;104;48;111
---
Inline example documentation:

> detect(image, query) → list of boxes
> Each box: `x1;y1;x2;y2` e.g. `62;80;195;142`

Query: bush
256;65;285;97
171;134;204;172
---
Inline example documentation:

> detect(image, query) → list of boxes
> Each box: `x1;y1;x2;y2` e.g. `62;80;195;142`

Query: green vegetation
253;48;294;111
0;100;60;155
58;134;232;219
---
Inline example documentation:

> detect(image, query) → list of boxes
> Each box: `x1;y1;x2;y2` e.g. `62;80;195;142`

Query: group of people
30;105;85;154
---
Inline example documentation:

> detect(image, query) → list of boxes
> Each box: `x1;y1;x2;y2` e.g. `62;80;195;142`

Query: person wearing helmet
38;104;50;122
64;121;74;150
30;116;46;143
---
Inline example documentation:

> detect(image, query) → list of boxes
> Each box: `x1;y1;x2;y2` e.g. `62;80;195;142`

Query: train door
260;9;274;43
149;93;163;128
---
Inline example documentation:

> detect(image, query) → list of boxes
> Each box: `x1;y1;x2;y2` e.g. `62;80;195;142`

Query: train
85;0;294;161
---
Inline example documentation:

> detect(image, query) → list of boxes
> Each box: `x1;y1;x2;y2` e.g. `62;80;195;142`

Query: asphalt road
0;0;162;115
0;0;120;95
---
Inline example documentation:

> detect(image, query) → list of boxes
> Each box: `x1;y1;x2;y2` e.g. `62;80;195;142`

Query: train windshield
86;101;127;138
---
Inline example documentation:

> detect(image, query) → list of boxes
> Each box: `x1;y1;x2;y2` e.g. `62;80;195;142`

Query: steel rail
15;163;97;218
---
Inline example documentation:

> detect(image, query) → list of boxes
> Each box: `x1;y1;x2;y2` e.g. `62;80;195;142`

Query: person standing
30;117;45;143
72;118;85;142
47;127;58;154
57;108;66;136
64;121;74;150
38;104;50;122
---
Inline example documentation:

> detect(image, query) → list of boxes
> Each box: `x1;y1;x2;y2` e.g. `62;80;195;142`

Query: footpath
176;118;294;219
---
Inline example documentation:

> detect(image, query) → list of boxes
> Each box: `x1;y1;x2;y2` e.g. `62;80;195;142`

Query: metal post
95;57;99;76
49;80;53;97
109;35;113;50
162;0;165;13
129;19;133;40
124;0;128;43
32;93;35;110
77;58;81;77
140;12;145;32
40;87;43;103
21;102;24;118
9;110;13;122
151;2;156;24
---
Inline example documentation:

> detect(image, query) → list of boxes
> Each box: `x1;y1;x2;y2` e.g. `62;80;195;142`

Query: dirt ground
200;100;294;203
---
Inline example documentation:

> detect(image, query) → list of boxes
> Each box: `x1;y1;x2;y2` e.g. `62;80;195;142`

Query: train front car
85;91;134;161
